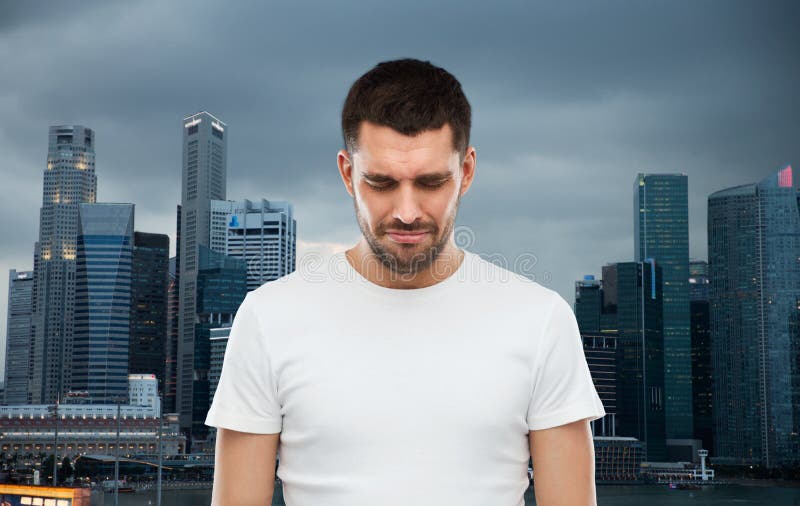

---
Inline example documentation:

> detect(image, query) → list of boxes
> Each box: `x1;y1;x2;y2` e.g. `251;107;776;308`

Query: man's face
339;121;473;276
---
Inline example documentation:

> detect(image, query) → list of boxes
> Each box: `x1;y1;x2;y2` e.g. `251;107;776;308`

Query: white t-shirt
206;248;605;506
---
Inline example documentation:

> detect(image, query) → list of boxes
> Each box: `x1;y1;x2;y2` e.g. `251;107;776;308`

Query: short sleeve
205;292;283;434
526;292;606;431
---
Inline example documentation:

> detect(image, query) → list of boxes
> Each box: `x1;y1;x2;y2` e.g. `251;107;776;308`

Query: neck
345;238;464;289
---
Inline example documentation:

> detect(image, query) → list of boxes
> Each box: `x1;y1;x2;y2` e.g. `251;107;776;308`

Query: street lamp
48;394;60;487
157;393;163;506
109;396;127;506
115;401;121;506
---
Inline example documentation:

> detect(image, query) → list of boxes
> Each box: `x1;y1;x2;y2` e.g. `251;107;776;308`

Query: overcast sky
1;0;798;378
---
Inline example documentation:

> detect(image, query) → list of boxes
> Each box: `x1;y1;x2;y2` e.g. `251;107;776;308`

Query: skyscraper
708;164;800;467
603;261;666;461
575;275;619;438
689;260;712;453
177;112;227;437
30;125;97;404
73;203;134;403
210;198;297;291
573;264;666;459
634;173;693;440
581;333;618;437
164;205;181;414
191;246;247;442
4;270;34;403
130;232;169;394
165;258;178;414
575;275;602;334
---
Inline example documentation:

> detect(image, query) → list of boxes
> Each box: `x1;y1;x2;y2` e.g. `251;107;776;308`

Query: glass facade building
129;232;169;394
708;165;800;467
689;260;713;454
575;275;602;334
603;261;666;461
574;263;666;460
634;173;693;440
164;205;181;414
72;203;134;403
4;270;34;403
191;245;247;440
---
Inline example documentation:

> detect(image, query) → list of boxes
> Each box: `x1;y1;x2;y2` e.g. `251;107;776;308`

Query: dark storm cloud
1;0;799;370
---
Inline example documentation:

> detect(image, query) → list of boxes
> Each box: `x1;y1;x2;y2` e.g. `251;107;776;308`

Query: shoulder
467;250;562;309
245;269;305;304
244;255;341;308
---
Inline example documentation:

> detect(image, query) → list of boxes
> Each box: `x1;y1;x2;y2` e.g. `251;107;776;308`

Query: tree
58;457;73;483
41;455;55;481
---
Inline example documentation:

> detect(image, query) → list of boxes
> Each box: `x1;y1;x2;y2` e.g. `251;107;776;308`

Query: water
87;483;800;505
596;484;800;505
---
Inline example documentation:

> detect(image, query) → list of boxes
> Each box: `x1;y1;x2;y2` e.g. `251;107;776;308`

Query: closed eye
367;180;449;192
365;181;393;191
420;180;448;190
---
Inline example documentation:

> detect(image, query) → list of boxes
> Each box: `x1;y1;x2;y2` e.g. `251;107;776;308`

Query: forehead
353;121;458;179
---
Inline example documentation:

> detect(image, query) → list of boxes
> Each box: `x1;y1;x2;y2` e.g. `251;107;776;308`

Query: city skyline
1;1;798;377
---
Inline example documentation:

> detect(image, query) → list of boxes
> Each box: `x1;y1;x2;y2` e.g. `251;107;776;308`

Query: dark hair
341;58;471;158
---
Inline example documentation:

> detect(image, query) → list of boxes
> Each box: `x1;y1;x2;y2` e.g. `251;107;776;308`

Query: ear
459;146;476;197
337;149;355;197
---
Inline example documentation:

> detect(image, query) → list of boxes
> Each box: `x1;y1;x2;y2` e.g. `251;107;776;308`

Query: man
206;58;605;506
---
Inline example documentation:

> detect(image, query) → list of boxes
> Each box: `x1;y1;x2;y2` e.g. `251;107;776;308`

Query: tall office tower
191;245;247;441
210;199;297;291
602;261;666;461
72;203;134;403
689;260;712;453
4;270;34;403
575;276;619;438
708;165;800;468
164;205;181;414
177;112;227;436
30;125;97;404
634;173;692;440
130;232;169;394
581;333;618;437
575;275;602;334
165;258;178;414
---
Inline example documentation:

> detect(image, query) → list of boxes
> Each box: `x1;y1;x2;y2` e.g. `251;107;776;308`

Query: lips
386;231;429;244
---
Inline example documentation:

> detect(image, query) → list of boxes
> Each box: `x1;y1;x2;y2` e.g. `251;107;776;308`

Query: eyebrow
361;171;453;183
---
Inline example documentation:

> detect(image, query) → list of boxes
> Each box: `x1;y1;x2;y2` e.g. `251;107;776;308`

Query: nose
392;183;424;225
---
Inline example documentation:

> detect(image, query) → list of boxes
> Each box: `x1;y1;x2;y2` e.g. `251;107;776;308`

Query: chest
271;309;536;445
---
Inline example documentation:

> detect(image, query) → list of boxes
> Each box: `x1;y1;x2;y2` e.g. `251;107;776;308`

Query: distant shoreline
594;478;800;488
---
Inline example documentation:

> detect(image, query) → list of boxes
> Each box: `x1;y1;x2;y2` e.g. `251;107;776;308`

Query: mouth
385;231;429;244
